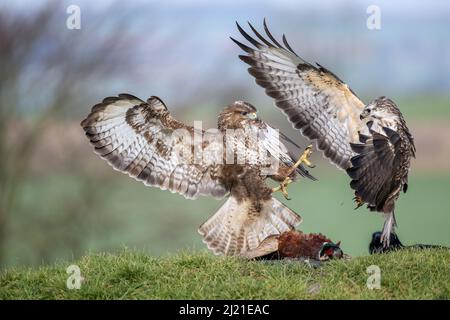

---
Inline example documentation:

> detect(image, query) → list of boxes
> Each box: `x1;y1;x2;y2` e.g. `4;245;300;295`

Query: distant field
1;249;449;299
5;171;450;267
398;96;450;121
189;96;450;122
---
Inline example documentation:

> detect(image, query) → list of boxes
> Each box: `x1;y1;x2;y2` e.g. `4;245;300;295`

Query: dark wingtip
238;55;255;65
247;20;275;47
282;33;298;55
262;18;283;48
230;36;253;53
235;20;262;48
297;165;317;181
279;131;302;149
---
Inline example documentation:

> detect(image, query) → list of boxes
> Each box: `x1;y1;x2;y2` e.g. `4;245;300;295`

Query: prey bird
232;20;416;246
81;94;315;256
243;230;345;262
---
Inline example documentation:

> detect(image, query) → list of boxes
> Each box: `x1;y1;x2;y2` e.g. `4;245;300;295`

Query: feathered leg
380;211;397;247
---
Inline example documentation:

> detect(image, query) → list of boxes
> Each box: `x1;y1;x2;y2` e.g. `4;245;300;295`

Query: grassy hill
1;248;449;299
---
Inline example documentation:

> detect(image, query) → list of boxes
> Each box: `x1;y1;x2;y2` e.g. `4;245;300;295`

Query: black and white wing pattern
347;123;415;213
232;20;366;169
81;94;228;199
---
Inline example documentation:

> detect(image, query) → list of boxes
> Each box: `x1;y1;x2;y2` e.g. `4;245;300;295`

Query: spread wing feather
232;20;365;169
347;127;402;212
81;94;228;200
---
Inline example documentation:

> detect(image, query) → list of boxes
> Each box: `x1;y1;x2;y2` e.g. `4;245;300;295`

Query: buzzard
81;94;315;256
232;20;416;246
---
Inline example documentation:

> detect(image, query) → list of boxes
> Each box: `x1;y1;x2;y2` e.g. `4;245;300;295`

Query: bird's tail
198;196;302;256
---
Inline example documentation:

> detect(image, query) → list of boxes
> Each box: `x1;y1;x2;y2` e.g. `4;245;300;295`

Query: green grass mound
1;249;449;299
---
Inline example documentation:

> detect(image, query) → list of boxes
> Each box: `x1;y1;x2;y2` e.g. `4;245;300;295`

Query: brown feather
278;230;332;259
233;20;365;170
82;95;311;256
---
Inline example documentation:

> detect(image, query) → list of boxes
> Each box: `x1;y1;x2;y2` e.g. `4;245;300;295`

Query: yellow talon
272;177;292;200
272;145;314;200
287;144;314;175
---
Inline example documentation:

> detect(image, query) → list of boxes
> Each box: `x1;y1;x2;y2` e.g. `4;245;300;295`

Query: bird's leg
293;144;315;170
272;144;314;200
380;212;397;247
353;195;365;209
271;177;293;200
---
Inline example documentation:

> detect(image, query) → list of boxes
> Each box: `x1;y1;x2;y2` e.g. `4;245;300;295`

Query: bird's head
360;96;400;121
218;101;260;130
319;241;344;261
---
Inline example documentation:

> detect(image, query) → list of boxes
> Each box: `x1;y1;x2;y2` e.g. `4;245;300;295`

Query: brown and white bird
81;94;315;256
232;20;416;246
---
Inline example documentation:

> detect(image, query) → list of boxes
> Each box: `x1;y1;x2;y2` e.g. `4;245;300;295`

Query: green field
189;95;450;124
5;171;450;268
1;249;449;299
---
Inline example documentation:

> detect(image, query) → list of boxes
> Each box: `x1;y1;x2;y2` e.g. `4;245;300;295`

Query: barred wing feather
232;20;365;169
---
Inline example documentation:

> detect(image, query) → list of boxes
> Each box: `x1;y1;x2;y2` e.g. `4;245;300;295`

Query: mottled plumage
81;94;314;256
348;97;415;213
233;20;416;245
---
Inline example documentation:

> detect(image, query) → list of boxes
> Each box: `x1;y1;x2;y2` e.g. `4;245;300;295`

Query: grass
1;248;449;299
6;172;450;268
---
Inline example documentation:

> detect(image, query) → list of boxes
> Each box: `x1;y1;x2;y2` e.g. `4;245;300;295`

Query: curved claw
353;196;365;210
272;177;292;200
380;233;390;248
297;144;314;169
272;144;315;200
281;186;291;200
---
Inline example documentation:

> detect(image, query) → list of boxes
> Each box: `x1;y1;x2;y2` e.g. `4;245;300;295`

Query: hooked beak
248;112;258;120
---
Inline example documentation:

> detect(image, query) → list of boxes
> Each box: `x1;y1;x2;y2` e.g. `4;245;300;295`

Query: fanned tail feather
198;196;301;256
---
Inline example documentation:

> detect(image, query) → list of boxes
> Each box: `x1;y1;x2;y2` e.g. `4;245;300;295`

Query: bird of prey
232;20;416;246
81;94;315;256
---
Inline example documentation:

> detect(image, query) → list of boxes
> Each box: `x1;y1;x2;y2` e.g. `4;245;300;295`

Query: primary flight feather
233;20;416;246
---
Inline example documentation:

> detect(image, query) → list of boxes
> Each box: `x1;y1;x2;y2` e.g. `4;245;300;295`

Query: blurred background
1;0;449;268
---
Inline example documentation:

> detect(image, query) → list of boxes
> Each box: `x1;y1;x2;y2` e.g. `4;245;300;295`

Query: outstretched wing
346;126;403;213
81;94;228;200
258;123;316;180
232;20;365;169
